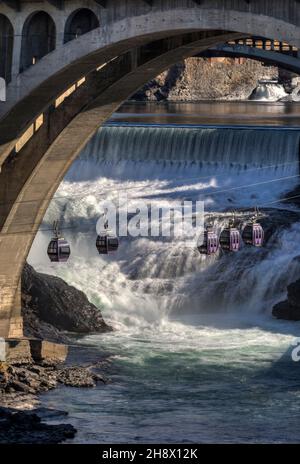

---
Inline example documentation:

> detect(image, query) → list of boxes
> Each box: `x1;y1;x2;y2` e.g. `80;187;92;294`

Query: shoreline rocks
0;360;109;398
1;262;114;444
0;356;110;443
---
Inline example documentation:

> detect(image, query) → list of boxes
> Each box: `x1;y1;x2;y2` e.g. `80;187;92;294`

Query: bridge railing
227;37;298;57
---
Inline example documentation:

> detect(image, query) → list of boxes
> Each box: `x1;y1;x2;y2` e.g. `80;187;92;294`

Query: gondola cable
0;159;299;208
2;173;300;235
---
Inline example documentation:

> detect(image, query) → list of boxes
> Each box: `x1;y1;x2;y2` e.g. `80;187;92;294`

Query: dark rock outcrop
0;407;76;444
22;263;112;342
273;279;300;321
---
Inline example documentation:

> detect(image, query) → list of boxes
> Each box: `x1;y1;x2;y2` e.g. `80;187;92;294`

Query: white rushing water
249;81;288;102
29;126;300;319
28;124;300;443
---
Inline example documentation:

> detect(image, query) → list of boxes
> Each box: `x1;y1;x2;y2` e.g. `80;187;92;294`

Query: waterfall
29;124;300;327
78;125;300;167
35;122;300;445
62;125;300;216
249;81;288;102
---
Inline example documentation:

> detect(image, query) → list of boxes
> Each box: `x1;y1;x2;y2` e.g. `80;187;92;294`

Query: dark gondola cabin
96;232;119;255
219;227;240;252
242;223;264;247
47;237;71;262
198;229;219;255
47;221;71;262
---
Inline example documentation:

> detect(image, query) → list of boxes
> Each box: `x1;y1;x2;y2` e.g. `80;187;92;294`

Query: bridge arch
2;4;300;337
20;11;56;73
0;30;243;337
64;8;100;43
0;14;14;83
1;7;300;168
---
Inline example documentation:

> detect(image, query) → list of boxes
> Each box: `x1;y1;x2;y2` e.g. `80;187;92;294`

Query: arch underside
64;8;100;43
0;30;245;337
20;11;56;73
1;7;300;166
0;14;13;83
199;44;300;73
1;6;300;337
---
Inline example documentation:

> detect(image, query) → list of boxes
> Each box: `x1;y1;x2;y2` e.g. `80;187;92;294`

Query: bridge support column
0;234;24;339
8;280;23;339
0;278;23;339
11;26;22;82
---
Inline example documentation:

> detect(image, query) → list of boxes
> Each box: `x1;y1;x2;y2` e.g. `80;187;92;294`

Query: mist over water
29;122;300;443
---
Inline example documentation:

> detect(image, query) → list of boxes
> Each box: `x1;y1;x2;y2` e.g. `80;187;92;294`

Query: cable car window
60;246;70;254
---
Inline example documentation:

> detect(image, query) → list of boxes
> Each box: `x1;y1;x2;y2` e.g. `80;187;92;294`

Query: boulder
22;263;112;341
272;279;300;321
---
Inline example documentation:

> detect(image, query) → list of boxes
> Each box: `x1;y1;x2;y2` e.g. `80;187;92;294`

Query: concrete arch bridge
0;0;300;341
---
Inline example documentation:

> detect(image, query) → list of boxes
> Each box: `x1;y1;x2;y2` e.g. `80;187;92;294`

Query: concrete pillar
0;236;24;339
0;279;23;339
8;279;23;338
11;21;22;81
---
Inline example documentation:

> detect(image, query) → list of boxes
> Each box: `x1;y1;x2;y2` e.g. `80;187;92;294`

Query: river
28;101;300;443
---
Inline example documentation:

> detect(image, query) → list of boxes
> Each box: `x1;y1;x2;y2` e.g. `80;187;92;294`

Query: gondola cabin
47;237;71;262
219;227;240;252
198;229;219;255
242;223;264;247
96;232;119;255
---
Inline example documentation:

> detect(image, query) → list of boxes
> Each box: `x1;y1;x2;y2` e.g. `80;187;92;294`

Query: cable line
0;160;299;208
2;183;300;237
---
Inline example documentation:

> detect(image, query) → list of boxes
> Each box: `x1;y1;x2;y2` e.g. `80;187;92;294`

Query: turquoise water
28;115;300;443
42;316;300;443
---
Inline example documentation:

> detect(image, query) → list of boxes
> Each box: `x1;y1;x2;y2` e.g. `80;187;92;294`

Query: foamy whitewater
28;124;300;443
249;81;288;102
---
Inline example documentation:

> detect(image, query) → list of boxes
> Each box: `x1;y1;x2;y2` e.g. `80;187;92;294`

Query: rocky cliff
272;276;300;321
133;57;279;101
21;263;112;342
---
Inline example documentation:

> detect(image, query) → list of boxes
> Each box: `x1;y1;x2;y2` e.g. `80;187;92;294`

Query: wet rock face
57;367;106;388
22;263;112;341
0;407;76;444
273;279;300;321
